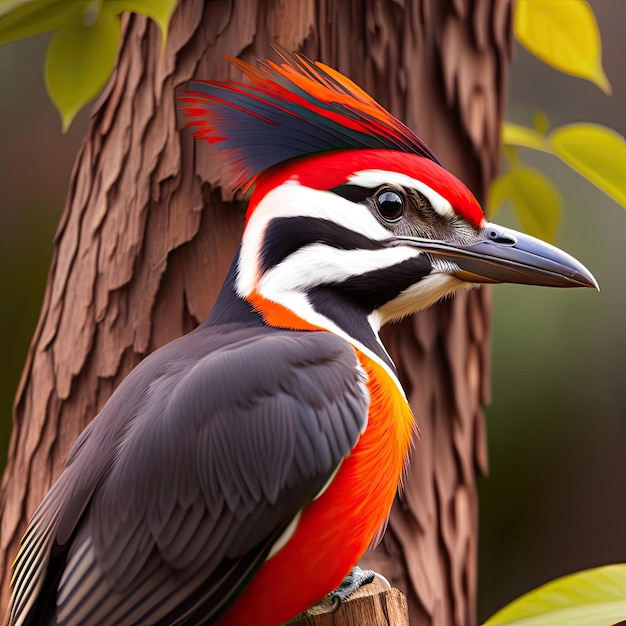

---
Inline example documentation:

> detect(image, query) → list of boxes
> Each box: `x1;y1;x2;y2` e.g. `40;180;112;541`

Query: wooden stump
291;580;409;626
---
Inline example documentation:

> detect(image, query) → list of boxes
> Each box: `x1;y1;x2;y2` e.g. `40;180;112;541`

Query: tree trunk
0;1;511;624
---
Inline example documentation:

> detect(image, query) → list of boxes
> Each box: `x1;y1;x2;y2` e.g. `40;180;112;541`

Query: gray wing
9;326;369;626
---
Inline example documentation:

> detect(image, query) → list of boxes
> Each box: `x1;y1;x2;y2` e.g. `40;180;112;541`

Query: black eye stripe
330;184;373;203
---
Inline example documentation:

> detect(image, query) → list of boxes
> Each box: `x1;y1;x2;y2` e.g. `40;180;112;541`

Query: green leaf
514;0;611;94
105;0;175;41
0;0;90;45
503;123;550;153
484;564;626;626
549;124;626;209
44;6;121;131
488;167;560;243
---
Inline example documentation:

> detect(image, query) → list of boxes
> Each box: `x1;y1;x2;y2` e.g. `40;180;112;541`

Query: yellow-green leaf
490;167;560;243
550;124;626;209
514;0;611;94
487;172;513;219
44;6;121;131
105;0;175;41
0;0;89;45
511;168;560;244
484;564;626;626
503;123;550;153
0;0;32;19
533;111;549;135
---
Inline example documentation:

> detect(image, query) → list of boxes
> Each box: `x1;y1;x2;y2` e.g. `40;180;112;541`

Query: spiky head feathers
180;51;484;229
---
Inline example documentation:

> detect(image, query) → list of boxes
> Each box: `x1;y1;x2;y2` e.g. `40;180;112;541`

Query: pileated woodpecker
8;51;596;626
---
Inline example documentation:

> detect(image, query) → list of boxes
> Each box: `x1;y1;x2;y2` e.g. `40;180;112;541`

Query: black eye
376;190;404;222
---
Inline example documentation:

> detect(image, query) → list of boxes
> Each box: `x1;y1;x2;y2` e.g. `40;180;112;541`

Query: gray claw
330;566;376;608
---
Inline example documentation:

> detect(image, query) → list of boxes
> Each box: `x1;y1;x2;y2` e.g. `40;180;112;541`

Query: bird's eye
375;190;404;222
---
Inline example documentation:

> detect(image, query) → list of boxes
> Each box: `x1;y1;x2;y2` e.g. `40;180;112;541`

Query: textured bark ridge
0;1;511;623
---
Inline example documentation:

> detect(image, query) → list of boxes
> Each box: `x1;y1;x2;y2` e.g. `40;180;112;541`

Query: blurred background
0;2;624;622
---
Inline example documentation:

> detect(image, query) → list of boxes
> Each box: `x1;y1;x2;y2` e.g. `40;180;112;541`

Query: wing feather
9;325;369;626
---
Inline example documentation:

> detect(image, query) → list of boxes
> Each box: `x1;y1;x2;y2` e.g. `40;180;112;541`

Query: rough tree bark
0;1;511;624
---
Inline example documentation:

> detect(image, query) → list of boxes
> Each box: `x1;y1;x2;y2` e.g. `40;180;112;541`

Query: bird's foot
329;566;377;609
289;566;390;622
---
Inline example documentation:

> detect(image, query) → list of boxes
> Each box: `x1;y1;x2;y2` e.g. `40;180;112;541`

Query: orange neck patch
247;290;322;332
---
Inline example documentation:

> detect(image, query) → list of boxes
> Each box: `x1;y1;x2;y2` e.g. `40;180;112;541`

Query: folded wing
9;326;369;626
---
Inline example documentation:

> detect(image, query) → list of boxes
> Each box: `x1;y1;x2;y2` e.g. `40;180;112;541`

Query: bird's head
181;51;597;333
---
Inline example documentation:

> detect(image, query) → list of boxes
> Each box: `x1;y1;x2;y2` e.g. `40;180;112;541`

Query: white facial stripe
348;169;455;220
237;182;390;297
259;244;421;295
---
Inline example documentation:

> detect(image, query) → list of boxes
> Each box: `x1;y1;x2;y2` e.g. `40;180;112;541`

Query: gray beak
395;222;599;289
